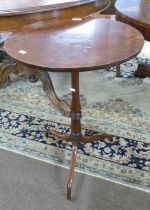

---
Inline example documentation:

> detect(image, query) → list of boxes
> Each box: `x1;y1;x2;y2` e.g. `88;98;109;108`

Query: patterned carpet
0;41;150;192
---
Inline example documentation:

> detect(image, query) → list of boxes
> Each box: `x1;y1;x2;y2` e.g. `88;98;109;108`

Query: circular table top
0;0;111;32
0;0;110;16
4;18;144;72
115;0;150;29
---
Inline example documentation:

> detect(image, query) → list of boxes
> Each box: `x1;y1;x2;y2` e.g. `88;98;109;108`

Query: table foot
82;133;113;143
46;129;69;141
134;63;150;78
46;127;113;200
67;141;78;200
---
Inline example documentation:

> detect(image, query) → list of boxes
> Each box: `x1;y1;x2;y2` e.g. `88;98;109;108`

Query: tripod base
46;72;113;200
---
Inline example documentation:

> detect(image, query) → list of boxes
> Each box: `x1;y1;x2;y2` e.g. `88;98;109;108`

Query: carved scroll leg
0;62;18;86
0;50;69;116
32;70;70;117
67;140;78;200
0;59;70;117
116;64;121;77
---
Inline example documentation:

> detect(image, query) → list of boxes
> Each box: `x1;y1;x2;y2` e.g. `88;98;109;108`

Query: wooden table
0;0;111;117
4;18;144;200
115;0;150;77
0;0;111;32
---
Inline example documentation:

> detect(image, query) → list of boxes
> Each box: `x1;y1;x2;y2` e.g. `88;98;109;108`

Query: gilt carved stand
4;18;144;200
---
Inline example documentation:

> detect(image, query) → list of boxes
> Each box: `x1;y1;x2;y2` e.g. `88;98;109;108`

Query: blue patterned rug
0;41;150;192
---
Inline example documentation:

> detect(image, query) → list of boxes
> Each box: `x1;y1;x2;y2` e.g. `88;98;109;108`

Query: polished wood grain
5;18;144;72
4;18;144;200
0;0;111;32
115;0;150;77
115;0;150;41
0;0;109;15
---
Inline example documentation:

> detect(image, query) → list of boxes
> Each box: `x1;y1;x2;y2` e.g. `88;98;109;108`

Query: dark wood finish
0;0;111;32
115;0;150;77
67;139;78;200
4;19;144;72
49;71;112;200
115;0;150;41
4;18;144;200
135;63;150;78
116;64;121;77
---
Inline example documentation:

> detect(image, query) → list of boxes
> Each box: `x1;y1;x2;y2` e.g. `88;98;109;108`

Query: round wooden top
115;0;150;29
0;0;111;32
4;18;144;72
0;0;110;16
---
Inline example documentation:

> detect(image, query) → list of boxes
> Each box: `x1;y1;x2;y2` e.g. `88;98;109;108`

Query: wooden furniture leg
66;72;82;200
38;70;70;117
46;71;113;200
0;56;70;116
67;141;78;200
116;64;121;77
134;63;150;78
116;63;150;79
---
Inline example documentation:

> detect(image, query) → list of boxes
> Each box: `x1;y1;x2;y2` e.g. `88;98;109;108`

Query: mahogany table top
0;0;111;32
115;0;150;30
0;0;109;16
4;18;144;72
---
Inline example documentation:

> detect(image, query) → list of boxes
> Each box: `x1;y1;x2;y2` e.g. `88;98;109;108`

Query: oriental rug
0;41;150;192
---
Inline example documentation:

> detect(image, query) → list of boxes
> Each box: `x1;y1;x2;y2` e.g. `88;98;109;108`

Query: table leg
66;72;81;200
47;71;113;200
67;141;78;200
116;64;121;77
134;63;150;78
37;70;70;117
